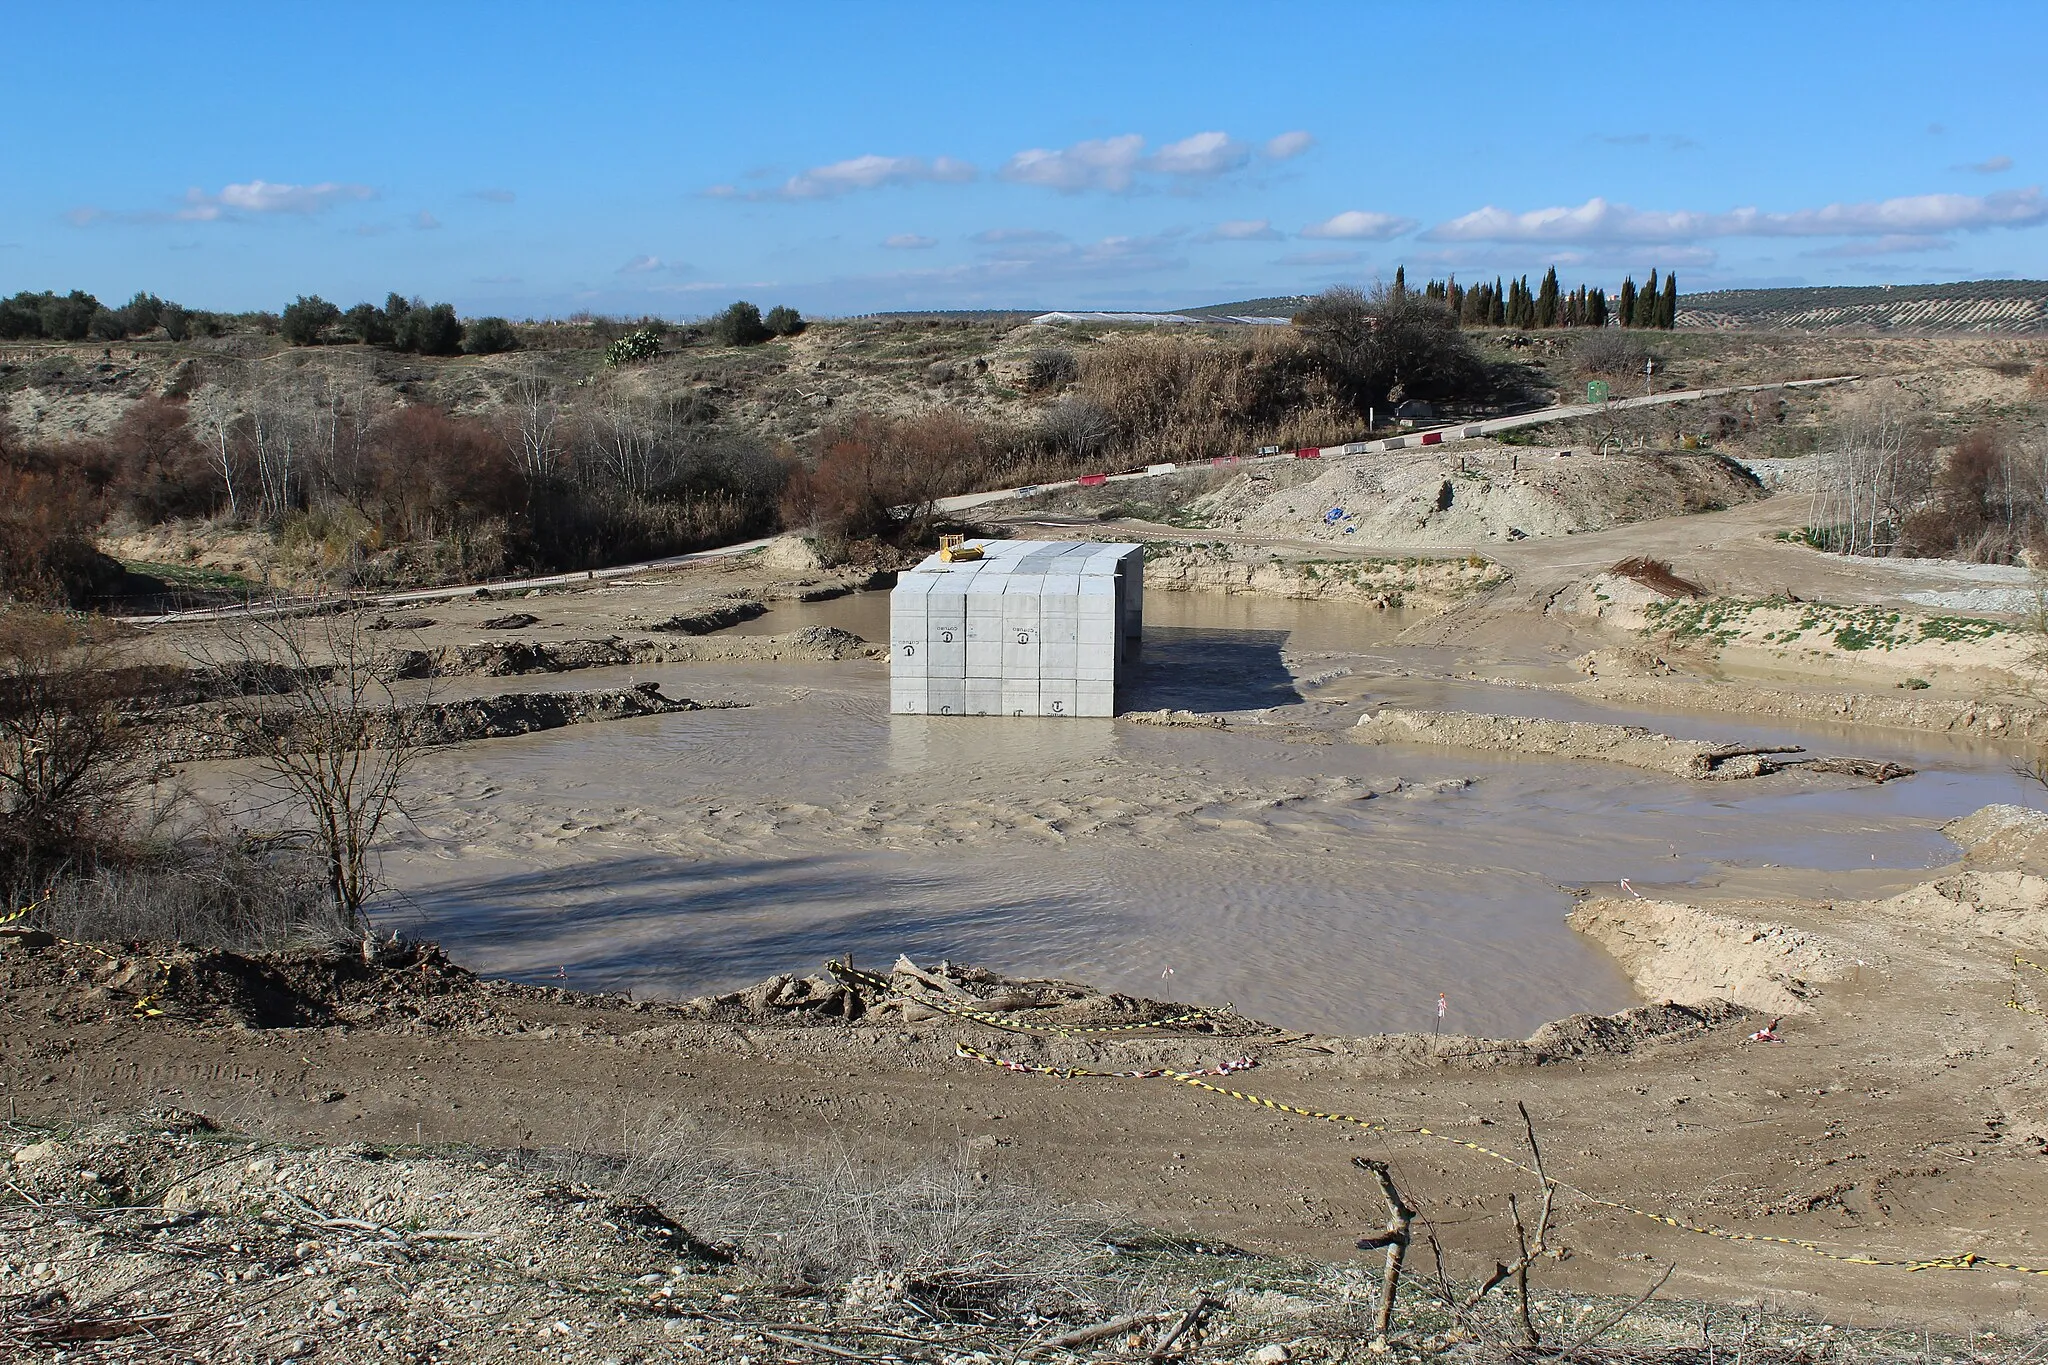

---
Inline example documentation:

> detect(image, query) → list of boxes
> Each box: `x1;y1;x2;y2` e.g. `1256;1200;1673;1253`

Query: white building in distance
889;540;1143;717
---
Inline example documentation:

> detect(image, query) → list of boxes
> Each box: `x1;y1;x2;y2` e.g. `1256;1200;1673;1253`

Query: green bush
395;302;464;356
764;305;805;338
464;316;520;354
280;295;342;346
712;300;772;347
605;328;664;365
343;302;393;345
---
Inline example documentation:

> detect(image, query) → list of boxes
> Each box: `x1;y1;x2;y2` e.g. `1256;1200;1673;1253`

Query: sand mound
1195;447;1764;545
758;533;827;573
1567;898;1855;1015
1945;804;2048;870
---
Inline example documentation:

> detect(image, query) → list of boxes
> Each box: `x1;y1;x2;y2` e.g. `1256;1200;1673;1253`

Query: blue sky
5;1;2044;318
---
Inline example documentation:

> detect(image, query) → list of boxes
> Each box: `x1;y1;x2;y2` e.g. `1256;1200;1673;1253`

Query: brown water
360;590;2034;1036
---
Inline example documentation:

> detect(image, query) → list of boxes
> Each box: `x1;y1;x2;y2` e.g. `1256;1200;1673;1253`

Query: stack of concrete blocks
890;540;1142;717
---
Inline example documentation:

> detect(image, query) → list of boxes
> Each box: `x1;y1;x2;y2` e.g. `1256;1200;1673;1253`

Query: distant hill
1177;296;1308;321
1678;279;2048;334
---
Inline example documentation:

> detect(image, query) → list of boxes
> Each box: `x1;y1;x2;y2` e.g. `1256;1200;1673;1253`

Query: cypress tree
1447;277;1465;323
1617;275;1637;328
1393;265;1406;298
1589;287;1608;328
1633;269;1660;328
1491;278;1505;327
1659;271;1678;329
1536;266;1560;328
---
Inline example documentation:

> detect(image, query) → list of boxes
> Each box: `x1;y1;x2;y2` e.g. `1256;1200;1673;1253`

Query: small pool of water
335;589;2040;1036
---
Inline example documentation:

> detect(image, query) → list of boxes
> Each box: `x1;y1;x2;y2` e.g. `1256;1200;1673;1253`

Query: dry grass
533;1111;1123;1318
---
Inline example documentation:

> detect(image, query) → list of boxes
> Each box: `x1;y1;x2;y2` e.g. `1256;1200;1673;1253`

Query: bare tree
0;612;150;871
1807;393;1929;556
204;610;426;938
188;383;245;520
507;363;565;482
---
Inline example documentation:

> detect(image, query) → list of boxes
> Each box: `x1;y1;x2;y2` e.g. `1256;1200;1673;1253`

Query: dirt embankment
1550;566;2047;694
1566;899;1856;1016
1192;446;1763;546
384;625;882;679
1142;544;1504;611
1350;706;1912;782
144;683;737;762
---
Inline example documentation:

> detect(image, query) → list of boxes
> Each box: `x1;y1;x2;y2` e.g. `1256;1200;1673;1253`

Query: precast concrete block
890;679;926;714
964;678;1001;715
1000;679;1038;717
1075;681;1115;717
1038;679;1077;718
1041;640;1078;672
1078;616;1117;646
928;677;965;716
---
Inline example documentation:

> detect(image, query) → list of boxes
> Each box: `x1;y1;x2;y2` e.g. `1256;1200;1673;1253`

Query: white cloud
1148;131;1248;176
1203;218;1281;241
1262;130;1315;161
1300;210;1418;240
883;233;938;250
1424;189;2048;243
1002;134;1147;192
1801;234;1956;259
999;129;1281;192
750;154;976;200
1957;155;2014;174
617;255;665;274
413;211;441;230
204;180;377;216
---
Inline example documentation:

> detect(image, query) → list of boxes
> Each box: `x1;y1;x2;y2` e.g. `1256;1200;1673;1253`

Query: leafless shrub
198;610;426;936
539;1115;1115;1317
0;611;151;874
1022;346;1080;394
1573;328;1657;379
23;837;347;951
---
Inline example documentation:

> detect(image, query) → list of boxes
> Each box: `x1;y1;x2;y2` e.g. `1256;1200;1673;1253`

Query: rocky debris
480;612;540;630
1352;706;1913;782
670;954;1254;1035
396;683;725;746
1573;646;1678;679
1566;897;1855;1015
142;683;738;760
1946;803;2048;871
367;613;436;631
1123;708;1229;729
649;599;766;633
0;936;630;1031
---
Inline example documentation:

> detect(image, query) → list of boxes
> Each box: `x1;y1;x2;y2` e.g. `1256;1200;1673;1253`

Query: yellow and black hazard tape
955;1041;2048;1279
2011;954;2047;1018
0;889;50;927
5;895;170;1019
827;961;1218;1036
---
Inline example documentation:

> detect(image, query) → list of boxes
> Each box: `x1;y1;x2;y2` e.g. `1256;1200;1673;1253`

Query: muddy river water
370;591;2037;1036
